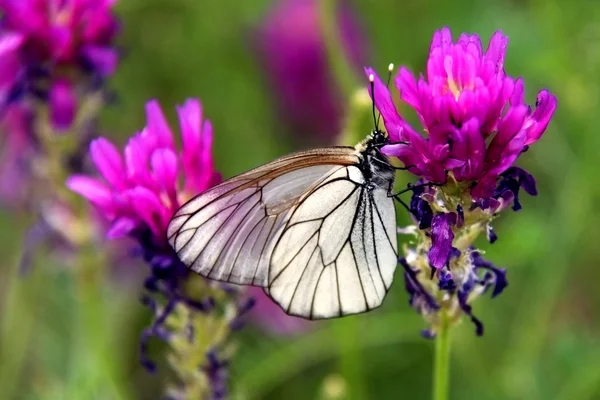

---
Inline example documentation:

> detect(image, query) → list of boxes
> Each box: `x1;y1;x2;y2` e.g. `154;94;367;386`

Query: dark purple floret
438;268;456;291
204;350;230;400
139;297;178;372
400;258;439;313
456;204;464;227
457;290;484;336
421;329;436;339
486;224;498;244
494;167;538;211
471;249;508;298
470;197;501;212
409;182;433;229
428;212;457;269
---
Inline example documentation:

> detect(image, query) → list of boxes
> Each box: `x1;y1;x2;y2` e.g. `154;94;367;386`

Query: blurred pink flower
67;98;220;247
247;287;314;335
255;0;367;143
0;0;119;73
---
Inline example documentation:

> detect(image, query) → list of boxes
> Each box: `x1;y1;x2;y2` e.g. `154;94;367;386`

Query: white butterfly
167;129;404;320
168;70;407;320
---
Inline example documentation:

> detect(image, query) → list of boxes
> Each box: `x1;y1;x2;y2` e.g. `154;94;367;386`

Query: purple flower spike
367;27;557;199
428;213;457;269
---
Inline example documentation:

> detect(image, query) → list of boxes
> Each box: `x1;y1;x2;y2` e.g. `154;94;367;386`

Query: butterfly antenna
375;63;394;128
369;73;378;131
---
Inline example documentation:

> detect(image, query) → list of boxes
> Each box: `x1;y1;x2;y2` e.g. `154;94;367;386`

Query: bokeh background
1;0;599;399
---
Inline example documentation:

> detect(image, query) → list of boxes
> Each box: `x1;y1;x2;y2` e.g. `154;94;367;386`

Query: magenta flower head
0;0;120;130
367;27;557;337
67;98;219;247
368;27;557;196
255;0;366;142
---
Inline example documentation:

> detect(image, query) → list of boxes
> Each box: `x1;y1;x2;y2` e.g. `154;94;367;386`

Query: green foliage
1;0;599;399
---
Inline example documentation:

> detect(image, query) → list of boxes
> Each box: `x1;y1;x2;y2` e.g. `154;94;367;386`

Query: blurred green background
1;0;600;399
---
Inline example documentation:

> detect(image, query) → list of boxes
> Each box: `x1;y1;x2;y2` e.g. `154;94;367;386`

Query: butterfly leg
391;163;415;171
386;181;411;213
389;181;440;197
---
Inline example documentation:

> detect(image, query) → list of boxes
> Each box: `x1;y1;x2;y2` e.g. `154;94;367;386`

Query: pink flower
67;98;219;247
255;0;366;142
0;0;119;74
246;287;313;335
368;27;557;198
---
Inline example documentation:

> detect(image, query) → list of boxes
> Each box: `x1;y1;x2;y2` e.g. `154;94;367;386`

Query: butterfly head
369;129;389;147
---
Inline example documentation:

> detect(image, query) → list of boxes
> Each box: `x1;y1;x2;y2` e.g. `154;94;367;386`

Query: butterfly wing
266;164;398;319
167;147;360;287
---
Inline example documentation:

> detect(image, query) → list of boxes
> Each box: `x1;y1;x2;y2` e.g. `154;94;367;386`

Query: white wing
167;147;360;287
266;165;398;319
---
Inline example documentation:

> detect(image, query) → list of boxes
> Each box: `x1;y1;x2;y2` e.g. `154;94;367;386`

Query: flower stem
433;315;451;400
337;87;371;146
318;0;358;100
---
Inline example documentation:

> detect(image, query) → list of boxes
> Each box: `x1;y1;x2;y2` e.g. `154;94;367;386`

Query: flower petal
124;187;170;240
177;98;202;152
89;137;126;189
145;100;175;149
66;175;114;210
524;89;557;145
151;148;179;197
106;217;138;239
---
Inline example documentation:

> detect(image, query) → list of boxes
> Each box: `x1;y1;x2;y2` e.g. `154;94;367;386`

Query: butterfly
167;72;410;320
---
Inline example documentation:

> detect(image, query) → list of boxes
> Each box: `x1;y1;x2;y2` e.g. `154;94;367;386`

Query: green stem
318;0;359;100
433;316;451;400
337;88;371;146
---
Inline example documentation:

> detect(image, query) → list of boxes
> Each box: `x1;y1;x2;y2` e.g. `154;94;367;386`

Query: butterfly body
168;131;399;319
355;130;396;191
